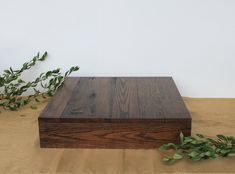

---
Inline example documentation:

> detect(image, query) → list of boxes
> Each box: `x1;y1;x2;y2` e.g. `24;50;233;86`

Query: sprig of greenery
159;132;235;164
0;52;47;88
0;52;79;110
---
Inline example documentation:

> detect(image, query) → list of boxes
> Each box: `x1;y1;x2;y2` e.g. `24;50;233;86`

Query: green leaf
159;143;177;151
162;157;171;162
39;51;47;61
180;132;184;144
47;90;54;97
52;68;60;74
4;70;11;74
173;153;183;160
205;151;212;157
72;66;79;71
196;134;205;138
46;71;52;78
10;67;14;73
217;135;227;142
9;105;17;111
18;79;25;83
199;153;205;158
191;155;202;161
19;100;25;106
220;149;230;156
184;137;193;143
188;151;199;158
207;138;217;143
191;140;198;144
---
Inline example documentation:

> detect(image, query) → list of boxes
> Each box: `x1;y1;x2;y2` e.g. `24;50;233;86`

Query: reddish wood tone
38;77;191;149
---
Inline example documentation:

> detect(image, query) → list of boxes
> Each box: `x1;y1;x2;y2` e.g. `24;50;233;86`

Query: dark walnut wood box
38;77;191;149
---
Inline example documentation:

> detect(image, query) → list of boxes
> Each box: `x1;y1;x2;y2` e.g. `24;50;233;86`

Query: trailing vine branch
0;52;79;110
159;132;235;164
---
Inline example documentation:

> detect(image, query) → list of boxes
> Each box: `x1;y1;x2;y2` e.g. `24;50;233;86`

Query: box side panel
39;118;191;149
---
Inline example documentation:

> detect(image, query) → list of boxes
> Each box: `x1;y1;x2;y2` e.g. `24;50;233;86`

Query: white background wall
0;0;235;97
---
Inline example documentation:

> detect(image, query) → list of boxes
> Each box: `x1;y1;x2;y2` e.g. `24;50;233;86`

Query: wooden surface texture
39;77;191;148
0;98;235;173
40;77;191;121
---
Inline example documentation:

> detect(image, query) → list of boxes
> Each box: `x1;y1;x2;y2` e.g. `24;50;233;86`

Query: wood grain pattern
39;121;191;148
39;77;79;118
39;77;191;148
2;98;235;173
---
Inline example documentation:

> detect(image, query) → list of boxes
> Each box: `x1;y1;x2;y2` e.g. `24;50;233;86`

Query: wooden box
38;77;191;148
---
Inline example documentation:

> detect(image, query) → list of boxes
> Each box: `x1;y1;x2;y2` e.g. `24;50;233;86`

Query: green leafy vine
159;132;235;164
0;52;79;110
